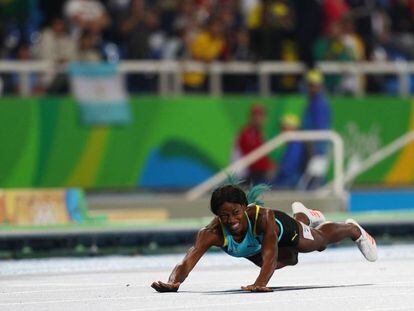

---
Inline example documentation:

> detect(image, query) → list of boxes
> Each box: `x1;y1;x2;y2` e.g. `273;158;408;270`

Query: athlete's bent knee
288;250;298;265
317;245;327;252
317;238;328;252
291;254;298;265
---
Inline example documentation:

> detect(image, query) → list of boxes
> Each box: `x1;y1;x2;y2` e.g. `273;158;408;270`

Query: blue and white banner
69;62;131;125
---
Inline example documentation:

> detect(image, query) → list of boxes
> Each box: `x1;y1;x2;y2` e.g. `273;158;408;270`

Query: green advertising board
0;96;412;189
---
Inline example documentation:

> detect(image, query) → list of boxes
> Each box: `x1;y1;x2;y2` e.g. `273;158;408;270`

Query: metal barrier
0;60;413;97
344;131;414;185
185;130;345;201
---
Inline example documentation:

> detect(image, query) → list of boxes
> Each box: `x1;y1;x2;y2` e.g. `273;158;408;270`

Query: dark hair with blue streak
210;183;271;215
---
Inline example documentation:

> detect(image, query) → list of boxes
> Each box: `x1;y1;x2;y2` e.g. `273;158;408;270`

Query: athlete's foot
346;219;378;262
292;202;326;228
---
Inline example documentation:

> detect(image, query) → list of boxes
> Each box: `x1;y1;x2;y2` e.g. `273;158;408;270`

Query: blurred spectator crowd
1;0;414;94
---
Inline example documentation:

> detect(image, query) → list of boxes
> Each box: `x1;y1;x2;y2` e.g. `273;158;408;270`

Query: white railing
185;130;345;201
344;131;414;185
0;60;413;97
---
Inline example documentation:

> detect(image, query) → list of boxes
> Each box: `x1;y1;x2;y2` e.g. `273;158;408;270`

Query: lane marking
0;296;150;306
0;289;411;307
1;282;118;287
129;291;413;311
0;285;121;295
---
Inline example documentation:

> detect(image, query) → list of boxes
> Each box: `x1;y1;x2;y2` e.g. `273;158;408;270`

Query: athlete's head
210;185;248;235
210;184;247;215
210;183;271;215
210;183;270;235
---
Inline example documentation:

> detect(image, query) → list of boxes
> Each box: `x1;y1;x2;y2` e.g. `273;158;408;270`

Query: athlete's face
217;202;247;235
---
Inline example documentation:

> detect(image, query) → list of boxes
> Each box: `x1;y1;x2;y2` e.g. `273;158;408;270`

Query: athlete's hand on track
151;281;180;292
241;284;273;292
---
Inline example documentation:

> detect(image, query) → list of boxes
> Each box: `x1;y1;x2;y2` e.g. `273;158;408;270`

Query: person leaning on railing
234;104;276;185
272;114;306;189
298;69;332;190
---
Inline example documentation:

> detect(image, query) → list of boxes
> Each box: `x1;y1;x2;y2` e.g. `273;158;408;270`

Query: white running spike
346;219;378;262
291;201;326;228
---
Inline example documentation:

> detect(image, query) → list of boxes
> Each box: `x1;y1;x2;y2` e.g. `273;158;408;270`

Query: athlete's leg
293;212;310;226
295;220;377;261
296;221;360;253
292;202;325;228
345;219;378;261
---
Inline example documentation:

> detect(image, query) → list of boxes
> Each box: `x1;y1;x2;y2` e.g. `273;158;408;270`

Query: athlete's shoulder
197;217;223;246
247;204;272;216
253;205;277;234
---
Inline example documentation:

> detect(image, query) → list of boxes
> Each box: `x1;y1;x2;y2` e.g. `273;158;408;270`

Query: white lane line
367;308;412;311
374;281;414;285
0;290;411;308
0;296;149;306
124;291;413;311
0;285;122;295
1;282;118;287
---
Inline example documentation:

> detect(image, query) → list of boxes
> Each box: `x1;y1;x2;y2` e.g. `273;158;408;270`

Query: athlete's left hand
151;281;180;292
241;284;273;292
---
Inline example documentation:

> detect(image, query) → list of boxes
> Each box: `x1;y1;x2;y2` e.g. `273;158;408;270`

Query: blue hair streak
225;172;245;187
246;183;271;206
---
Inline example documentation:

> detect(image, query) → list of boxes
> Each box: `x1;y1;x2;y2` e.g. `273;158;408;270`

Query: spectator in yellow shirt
184;18;225;91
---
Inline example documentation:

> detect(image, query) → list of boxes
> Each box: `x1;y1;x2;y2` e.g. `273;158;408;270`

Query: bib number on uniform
300;221;314;240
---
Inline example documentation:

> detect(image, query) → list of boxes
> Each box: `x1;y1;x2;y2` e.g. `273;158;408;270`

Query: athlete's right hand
151;281;180;292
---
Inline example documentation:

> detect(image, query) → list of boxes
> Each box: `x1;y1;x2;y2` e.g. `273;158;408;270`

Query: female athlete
151;184;377;293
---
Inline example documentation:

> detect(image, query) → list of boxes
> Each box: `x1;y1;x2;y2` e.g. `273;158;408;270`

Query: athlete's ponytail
246;184;271;206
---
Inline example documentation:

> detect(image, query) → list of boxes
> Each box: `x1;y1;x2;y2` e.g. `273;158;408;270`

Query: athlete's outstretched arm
151;225;220;292
242;209;278;292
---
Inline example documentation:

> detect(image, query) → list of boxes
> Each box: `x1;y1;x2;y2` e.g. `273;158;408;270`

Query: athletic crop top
220;205;283;258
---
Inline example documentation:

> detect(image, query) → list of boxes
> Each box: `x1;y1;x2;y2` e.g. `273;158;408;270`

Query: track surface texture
1;244;413;311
